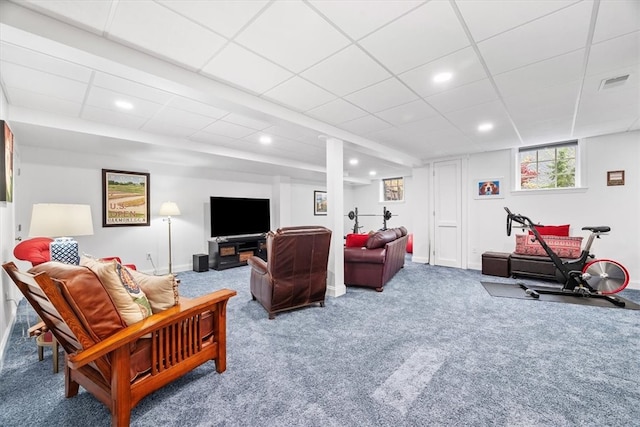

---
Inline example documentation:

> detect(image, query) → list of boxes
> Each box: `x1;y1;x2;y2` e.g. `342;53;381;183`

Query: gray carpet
1;261;639;427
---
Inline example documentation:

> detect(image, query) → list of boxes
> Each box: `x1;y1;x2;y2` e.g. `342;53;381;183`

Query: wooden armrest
27;321;48;337
67;288;236;369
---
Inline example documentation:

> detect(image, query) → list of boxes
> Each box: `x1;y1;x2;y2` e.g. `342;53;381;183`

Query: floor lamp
159;202;181;274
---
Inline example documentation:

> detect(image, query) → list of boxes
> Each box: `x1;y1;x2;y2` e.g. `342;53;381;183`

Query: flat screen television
210;196;271;238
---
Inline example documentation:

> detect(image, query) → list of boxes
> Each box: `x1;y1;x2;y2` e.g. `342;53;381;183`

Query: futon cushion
528;224;570;237
515;234;583;258
127;268;179;313
81;257;152;326
345;233;369;248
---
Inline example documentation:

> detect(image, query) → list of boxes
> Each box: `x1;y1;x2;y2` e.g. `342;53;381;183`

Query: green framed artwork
102;169;150;227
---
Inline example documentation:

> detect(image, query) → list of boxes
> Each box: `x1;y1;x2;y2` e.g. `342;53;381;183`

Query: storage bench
481;252;511;277
510;253;560;281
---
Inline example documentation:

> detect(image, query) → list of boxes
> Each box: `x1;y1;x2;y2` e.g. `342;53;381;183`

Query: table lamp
159;201;180;274
28;203;94;265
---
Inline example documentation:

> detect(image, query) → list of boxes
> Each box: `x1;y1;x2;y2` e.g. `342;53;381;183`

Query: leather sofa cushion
366;229;398;249
29;262;126;342
344;247;385;264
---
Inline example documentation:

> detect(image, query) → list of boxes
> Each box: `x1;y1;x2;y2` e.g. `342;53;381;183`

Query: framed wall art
1;120;14;202
473;178;504;199
102;169;150;227
607;170;624;186
314;190;327;215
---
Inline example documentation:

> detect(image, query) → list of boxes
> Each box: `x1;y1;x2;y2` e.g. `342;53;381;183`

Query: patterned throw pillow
514;234;583;258
127;268;179;313
80;257;152;326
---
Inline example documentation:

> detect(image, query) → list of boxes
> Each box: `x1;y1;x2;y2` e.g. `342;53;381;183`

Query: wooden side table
28;321;59;373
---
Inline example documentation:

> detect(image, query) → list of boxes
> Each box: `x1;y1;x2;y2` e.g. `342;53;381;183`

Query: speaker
192;254;209;272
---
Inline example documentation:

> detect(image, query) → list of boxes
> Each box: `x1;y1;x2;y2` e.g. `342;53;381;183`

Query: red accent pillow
345;234;369;248
529;224;570;237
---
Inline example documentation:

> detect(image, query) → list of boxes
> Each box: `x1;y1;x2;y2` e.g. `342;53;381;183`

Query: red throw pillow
529;224;570;237
345;234;369;248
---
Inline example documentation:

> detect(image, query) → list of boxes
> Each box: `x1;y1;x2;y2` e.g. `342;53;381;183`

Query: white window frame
380;177;405;203
513;139;586;194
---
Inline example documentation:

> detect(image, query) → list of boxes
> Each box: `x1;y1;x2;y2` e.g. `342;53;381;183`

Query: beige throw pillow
80;257;152;326
127;268;179;313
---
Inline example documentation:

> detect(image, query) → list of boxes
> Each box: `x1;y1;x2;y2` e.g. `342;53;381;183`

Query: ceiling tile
222;113;272;131
306;98;368;125
202;120;256;139
18;0;113;33
503;81;580;124
92;72;174;104
1;62;87;103
234;0;351;73
399;47;488;98
165;96;229;119
201;42;292;94
301;45;391;96
85;86;164;118
443;99;514;135
344;78;418;113
0;42;92;82
108;1;227;70
188;130;236;146
158;0;268;38
81;105;148;129
592;1;640;43
586;32;640;77
144;105;217;130
398;114;454;135
375;100;437;126
308;0;423;40
478;1;592;75
262;76;336;112
338;114;393;135
5;86;82;117
426;79;499;114
359;1;469;74
493;49;585;98
141;120;198;138
457;0;578;42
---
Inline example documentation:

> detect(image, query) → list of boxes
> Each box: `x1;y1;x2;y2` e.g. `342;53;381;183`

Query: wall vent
599;74;629;90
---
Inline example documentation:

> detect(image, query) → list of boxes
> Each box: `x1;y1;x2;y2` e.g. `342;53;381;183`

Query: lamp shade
159;202;181;216
28;204;94;238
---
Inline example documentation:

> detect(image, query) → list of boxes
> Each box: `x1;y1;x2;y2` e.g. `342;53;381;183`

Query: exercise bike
504;207;629;307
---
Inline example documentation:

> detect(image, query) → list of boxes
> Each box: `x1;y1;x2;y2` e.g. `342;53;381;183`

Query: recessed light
259;135;272;144
478;122;494;132
369;170;376;176
349;158;358;165
114;100;133;110
433;72;452;83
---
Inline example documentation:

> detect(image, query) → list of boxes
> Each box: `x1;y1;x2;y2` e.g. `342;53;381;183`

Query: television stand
208;235;267;271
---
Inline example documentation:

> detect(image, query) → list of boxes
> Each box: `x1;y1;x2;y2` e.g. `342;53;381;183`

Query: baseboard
0;301;19;374
411;255;429;264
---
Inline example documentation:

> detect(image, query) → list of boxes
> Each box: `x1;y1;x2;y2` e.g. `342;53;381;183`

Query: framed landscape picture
102;169;150;227
314;190;327;215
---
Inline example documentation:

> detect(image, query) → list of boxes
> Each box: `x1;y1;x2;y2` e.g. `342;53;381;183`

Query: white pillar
325;137;346;297
271;175;291;229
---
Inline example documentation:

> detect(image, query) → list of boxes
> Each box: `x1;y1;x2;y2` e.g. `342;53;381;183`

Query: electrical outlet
146;253;152;260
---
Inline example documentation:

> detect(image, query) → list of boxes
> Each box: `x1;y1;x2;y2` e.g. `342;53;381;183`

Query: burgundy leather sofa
344;227;408;292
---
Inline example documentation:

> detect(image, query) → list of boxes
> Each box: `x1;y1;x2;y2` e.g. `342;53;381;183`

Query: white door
433;159;461;268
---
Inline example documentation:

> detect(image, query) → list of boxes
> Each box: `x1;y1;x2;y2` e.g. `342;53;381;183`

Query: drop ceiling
0;0;638;184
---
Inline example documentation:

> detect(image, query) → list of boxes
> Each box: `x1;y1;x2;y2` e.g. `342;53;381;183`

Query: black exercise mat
481;281;640;310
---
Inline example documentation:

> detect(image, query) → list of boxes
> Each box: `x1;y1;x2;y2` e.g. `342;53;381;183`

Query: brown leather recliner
247;226;332;319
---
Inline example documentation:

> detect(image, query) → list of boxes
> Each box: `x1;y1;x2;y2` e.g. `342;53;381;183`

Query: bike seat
581;226;610;233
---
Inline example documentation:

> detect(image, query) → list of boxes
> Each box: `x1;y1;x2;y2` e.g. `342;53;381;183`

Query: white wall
466;131;640;289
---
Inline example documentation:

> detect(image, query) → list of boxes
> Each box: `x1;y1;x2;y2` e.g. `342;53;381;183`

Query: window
518;141;578;190
382;177;404;202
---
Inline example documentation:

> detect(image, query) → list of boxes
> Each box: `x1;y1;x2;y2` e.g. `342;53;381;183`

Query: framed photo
102;169;150;227
473;178;504;199
1;120;14;202
607;170;624;186
314;190;327;215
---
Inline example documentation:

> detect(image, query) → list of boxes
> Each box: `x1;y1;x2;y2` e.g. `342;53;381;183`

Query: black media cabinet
209;236;267;270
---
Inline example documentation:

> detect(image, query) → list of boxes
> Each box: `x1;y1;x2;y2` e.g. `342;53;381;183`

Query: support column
325;137;346;297
271;175;291;229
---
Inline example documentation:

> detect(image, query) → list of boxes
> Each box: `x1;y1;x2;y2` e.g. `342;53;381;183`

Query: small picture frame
314;190;327;216
473;178;504;199
102;169;150;227
607;170;624;186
